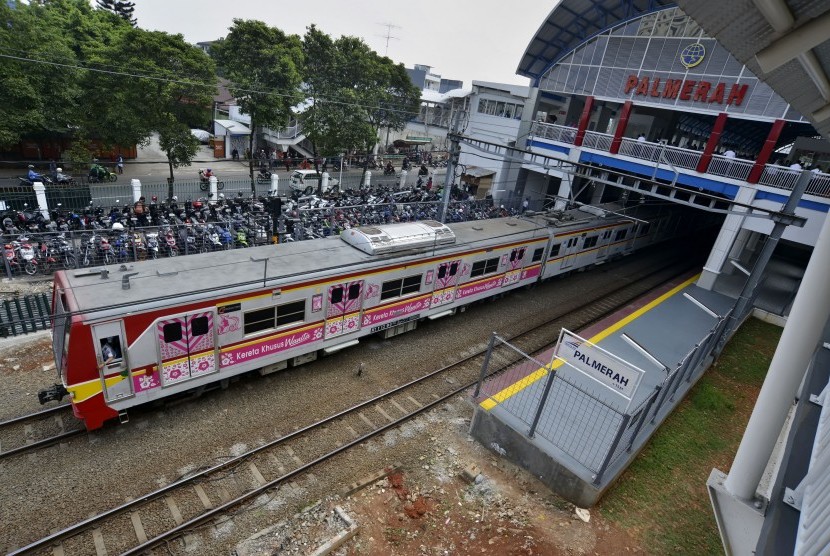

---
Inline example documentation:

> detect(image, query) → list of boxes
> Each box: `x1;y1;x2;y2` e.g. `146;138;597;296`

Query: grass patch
598;318;782;554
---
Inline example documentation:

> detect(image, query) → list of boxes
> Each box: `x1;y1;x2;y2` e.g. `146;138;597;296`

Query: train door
92;321;133;402
325;280;364;339
156;311;217;387
502;247;527;287
597;230;613;260
560;236;581;270
431;259;461;307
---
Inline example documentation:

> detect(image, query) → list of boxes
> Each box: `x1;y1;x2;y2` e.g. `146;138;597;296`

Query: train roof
60;216;549;316
58;202;660;317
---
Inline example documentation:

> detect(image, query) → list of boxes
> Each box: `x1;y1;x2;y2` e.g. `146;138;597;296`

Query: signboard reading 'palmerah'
553;329;645;401
624;75;749;106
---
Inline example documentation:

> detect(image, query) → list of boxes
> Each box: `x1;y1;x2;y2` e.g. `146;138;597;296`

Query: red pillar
747;119;785;184
573;96;594;147
696;112;728;173
609;101;633;154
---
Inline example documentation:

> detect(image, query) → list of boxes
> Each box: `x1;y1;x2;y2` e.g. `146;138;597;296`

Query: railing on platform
472;318;728;483
529;121;830;199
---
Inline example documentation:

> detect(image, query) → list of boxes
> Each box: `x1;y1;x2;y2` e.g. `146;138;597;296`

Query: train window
244;307;275;335
519;248;526;259
549;244;561;258
603;230;612;239
401;275;422;295
381;274;422;300
163;322;182;343
437;265;447;279
471;257;500;277
532;248;543;262
510;250;517;262
449;261;458;276
191;316;209;337
330;287;343;304
348;283;361;300
584;236;598;249
276;300;306;327
638;223;651;236
615;229;628;241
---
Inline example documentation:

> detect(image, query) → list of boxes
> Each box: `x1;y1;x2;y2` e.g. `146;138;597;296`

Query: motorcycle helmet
207;168;211;172
151;195;158;202
28;164;34;169
172;196;178;201
56;168;62;173
112;222;124;231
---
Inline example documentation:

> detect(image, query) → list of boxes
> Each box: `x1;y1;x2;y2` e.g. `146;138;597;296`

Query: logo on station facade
680;43;706;69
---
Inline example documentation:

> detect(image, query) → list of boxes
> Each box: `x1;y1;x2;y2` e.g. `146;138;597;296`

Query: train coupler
38;384;68;404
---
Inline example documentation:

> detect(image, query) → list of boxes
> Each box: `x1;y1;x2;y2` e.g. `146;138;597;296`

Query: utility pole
376;22;400;56
440;110;463;223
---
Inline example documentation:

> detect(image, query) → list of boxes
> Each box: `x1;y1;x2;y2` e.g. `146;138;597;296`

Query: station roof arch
517;0;674;82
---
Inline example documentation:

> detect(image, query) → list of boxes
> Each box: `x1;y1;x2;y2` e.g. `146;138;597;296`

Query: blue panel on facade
753;191;830;213
528;140;571;155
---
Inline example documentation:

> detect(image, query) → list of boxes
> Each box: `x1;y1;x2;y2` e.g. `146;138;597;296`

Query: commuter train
41;202;713;430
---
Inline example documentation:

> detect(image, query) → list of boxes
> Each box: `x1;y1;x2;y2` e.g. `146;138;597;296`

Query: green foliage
599;318;782;554
301;25;421;157
0;0;213;169
211;19;303;177
95;0;136;26
158;118;200;181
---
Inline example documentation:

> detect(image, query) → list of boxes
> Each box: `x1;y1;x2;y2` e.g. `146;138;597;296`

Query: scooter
256;168;272;184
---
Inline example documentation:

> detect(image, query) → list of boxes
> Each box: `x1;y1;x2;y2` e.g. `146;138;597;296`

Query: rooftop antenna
376;22;401;56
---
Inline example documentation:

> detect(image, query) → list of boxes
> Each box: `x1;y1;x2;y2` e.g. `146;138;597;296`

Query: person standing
116;154;124;174
283;152;291;173
522;198;529;213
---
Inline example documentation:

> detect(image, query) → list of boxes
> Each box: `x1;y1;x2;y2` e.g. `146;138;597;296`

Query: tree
211;20;304;184
95;0;136;26
88;27;216;189
158;118;200;197
300;28;421;174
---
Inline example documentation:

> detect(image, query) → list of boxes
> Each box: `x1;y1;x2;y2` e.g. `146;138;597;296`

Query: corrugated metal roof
463;166;497;178
214;119;251;135
675;0;830;139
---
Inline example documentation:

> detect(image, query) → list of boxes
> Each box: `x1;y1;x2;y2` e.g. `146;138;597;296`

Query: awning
214;119;251;135
393;138;433;147
462;166;496;178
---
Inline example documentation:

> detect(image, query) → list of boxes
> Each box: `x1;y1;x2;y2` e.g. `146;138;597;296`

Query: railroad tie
248;462;267;486
192;484;213;510
268;453;286;474
389;398;408;415
406;395;422;408
374;405;395;423
343;424;359;438
91;527;107;556
357;412;376;429
129;512;148;544
284;446;304;466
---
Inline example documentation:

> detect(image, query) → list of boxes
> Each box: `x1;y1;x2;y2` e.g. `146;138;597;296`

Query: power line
0;52;423;119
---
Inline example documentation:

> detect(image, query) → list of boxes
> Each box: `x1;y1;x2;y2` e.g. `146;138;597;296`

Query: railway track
10;255;695;555
0;292;52;337
0;404;82;460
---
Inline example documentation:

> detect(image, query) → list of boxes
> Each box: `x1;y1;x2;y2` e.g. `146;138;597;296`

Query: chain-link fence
473;322;728;483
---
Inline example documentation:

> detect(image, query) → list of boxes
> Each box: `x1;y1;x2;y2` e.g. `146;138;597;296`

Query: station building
497;1;830;292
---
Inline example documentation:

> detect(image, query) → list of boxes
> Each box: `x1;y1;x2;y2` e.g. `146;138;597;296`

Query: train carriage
43;201;708;430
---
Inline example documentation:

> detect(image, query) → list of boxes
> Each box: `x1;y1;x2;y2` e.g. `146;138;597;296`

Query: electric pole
440;110;463;223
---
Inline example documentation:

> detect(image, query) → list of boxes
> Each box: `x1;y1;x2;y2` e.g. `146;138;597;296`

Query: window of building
380;274;422;301
470;257;500;277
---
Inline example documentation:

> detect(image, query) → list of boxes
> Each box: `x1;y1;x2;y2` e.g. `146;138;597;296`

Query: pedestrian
283;152;291;173
232;148;239;161
245;148;251;160
522;198;529;213
637;133;646;143
49;159;57;176
116;154;124;174
133;196;147;227
723;148;736;159
789;160;803;171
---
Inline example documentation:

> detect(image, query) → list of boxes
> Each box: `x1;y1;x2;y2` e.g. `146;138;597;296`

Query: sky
133;0;557;89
